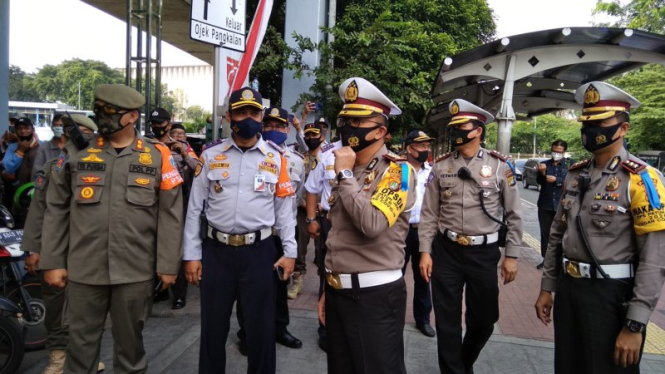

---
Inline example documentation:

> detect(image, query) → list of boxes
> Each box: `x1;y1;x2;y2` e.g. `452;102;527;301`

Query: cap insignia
584;85;600;105
270;108;280;116
451;101;460;115
242;89;254;100
344;80;359;103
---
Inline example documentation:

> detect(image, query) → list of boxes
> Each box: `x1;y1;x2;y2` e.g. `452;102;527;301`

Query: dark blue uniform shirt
536;159;568;211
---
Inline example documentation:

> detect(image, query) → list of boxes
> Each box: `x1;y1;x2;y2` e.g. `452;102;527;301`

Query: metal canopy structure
428;27;665;154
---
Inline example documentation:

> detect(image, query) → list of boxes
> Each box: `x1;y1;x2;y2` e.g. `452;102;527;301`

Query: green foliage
484;114;590;159
608;64;665;151
594;0;665;33
288;0;496;134
8;65;39;102
28;59;125;109
182;105;211;134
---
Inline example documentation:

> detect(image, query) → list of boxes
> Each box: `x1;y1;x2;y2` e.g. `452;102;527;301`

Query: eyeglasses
263;123;288;131
93;103;127;116
171;131;186;136
336;117;384;128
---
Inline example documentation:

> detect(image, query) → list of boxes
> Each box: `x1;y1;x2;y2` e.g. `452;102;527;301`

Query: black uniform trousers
237;235;290;340
538;209;557;258
199;235;276;374
431;231;501;374
318;212;332;337
402;226;433;326
553;275;645;374
326;277;407;374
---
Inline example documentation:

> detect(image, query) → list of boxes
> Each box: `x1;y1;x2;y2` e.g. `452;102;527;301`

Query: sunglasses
93;103;128;116
336;117;384;128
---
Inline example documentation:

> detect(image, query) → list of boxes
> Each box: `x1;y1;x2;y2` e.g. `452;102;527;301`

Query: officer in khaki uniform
23;114;100;374
318;77;416;374
419;99;523;374
40;84;184;374
535;82;665;374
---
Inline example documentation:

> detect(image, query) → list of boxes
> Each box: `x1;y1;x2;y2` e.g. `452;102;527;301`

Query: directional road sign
190;0;246;52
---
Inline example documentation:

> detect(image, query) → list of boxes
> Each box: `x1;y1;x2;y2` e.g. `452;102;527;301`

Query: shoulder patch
202;138;225;152
144;137;160;144
321;143;336;153
435;153;452;164
266;140;286;156
290;150;305;160
383;151;407;163
569;159;591;171
621;159;647;174
489;150;508;162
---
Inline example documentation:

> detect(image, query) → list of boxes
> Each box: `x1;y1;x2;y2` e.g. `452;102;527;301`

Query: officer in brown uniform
535;82;665;374
419;99;523;374
23;114;100;374
40;84;184;374
317;77;416;374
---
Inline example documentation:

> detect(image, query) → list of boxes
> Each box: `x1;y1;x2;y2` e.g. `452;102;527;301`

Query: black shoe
276;330;303;349
172;298;186;309
536;261;544;270
417;323;436;337
238;339;247;356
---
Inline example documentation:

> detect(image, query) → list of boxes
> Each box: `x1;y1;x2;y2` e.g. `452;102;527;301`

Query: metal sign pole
212;46;220;141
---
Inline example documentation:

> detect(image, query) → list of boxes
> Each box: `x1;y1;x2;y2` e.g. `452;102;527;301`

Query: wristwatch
626;319;646;333
336;169;353;182
305;216;318;224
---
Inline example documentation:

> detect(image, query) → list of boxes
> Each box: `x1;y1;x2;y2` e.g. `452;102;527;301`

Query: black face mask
231;117;263;139
414;150;429;163
305;137;323;150
338;124;382;151
449;128;477;146
581;123;622;152
18;134;32;142
151;125;169;138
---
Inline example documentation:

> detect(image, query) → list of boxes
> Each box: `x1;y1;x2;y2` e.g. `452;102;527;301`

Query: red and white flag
217;0;274;103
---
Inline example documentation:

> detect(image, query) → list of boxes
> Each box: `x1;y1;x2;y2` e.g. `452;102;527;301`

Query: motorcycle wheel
6;283;46;351
0;316;25;374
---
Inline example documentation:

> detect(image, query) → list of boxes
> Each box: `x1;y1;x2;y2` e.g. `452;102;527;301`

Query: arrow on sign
230;0;238;15
204;0;211;20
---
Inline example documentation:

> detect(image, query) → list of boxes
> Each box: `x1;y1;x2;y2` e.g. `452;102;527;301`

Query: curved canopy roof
428;27;665;125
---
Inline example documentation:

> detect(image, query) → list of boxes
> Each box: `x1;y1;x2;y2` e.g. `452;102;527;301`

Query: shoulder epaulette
144;137;160;144
321;143;336;153
569;159;591;171
435;153;452;164
620;159;647;174
266;140;286;156
202;138;225;152
383;151;407;163
489;150;508;162
289;149;305;160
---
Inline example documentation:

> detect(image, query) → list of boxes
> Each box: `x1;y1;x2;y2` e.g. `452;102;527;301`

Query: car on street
513;159;527;181
522;157;549;191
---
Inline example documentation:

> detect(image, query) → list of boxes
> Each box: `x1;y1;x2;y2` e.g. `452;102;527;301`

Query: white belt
443;229;499;246
207;227;273;247
562;257;635;279
325;269;402;290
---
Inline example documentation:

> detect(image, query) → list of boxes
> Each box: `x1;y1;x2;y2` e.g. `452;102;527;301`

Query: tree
594;0;665;33
8;65;40;102
289;0;496;134
609;64;665;151
29;59;124;109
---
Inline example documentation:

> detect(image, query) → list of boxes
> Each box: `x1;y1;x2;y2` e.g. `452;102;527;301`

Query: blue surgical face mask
231;117;263;139
52;126;64;138
261;130;288;146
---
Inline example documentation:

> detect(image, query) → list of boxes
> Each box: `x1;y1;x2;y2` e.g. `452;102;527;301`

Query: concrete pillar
281;0;328;142
0;0;9;133
496;54;517;154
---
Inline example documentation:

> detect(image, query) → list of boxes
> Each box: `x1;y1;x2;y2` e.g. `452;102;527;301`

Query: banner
217;0;274;104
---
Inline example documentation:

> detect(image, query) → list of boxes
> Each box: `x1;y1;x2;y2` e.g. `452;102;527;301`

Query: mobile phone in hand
153;279;164;297
275;266;284;280
288;114;295;124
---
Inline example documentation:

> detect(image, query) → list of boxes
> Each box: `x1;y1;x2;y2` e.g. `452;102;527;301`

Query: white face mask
551;152;564;162
52;126;64;137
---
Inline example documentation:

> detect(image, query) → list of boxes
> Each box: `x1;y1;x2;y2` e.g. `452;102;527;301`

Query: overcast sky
9;0;617;72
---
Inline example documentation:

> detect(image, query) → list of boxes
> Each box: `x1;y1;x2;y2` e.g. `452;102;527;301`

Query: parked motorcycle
0;296;26;373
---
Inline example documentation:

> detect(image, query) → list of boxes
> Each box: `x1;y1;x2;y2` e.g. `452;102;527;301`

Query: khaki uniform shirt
419;148;523;257
22;159;57;253
325;145;416;274
541;147;665;324
284;148;306;214
40;133;184;285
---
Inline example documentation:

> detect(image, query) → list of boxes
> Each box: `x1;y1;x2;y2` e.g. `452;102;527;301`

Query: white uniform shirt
303;141;342;211
409;162;431;224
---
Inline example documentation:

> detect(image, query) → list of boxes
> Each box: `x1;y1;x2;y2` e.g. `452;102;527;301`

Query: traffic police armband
370;161;411;227
625;160;665;235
